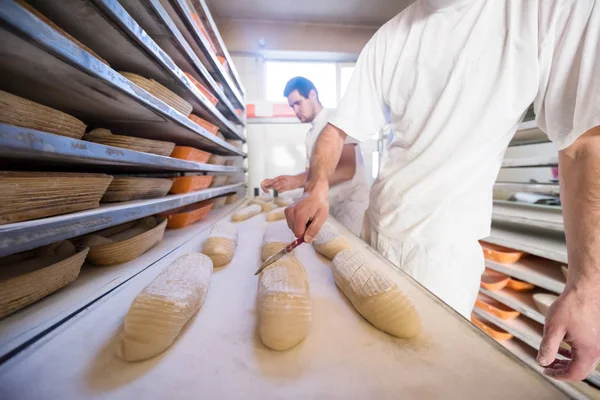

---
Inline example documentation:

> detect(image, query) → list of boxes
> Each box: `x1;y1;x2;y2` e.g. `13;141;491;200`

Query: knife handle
285;236;304;253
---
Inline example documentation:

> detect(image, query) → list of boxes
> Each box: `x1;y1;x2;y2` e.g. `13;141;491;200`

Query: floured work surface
0;216;567;399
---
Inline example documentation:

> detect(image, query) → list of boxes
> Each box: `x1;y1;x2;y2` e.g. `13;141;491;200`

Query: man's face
287;90;317;123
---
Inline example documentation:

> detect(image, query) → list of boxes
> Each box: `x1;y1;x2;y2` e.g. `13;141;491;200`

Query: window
265;61;337;108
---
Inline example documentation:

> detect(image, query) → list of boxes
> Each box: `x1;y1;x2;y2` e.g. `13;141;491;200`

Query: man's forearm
560;126;600;292
306;123;347;191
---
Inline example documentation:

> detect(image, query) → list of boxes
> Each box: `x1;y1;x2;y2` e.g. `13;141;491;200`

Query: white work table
0;208;567;399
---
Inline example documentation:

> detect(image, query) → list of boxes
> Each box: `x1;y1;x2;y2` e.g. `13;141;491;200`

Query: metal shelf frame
0;183;245;257
189;0;245;96
479;287;546;324
484;257;566;294
502;156;558;168
26;0;245;139
0;123;242;174
118;0;245;127
510;121;549;147
486;223;567;264
494;182;560;196
165;0;245;108
492;200;563;232
0;0;243;156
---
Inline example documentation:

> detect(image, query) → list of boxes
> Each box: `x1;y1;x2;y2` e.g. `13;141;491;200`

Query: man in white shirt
261;77;369;235
285;0;600;382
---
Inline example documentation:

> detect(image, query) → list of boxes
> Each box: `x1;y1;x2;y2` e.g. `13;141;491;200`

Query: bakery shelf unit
477;121;600;393
26;0;246;134
0;0;244;155
0;0;248;365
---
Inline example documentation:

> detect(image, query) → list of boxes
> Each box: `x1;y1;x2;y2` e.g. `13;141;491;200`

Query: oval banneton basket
120;72;193;117
102;177;173;203
0;91;86;139
84;128;176;157
0;247;89;319
0;172;113;225
86;218;168;266
211;196;228;209
209;175;228;188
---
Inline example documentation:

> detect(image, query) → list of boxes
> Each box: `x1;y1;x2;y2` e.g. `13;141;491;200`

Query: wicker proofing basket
120;72;193;117
86;218;167;266
102;177;173;203
84;128;175;156
0;247;89;319
0;91;86;139
0;172;113;225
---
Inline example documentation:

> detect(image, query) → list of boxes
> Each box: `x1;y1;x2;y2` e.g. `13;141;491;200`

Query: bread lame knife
254;236;304;275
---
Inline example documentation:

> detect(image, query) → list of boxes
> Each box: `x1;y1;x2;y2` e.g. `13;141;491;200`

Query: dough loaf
312;222;351;260
117;253;213;361
261;222;296;261
265;207;286;222
274;197;294;207
231;204;262;222
261;202;278;212
332;249;421;338
258;230;311;350
202;222;238;267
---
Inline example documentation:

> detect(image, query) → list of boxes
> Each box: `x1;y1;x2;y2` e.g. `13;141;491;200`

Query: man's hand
272;175;301;192
284;179;329;242
261;178;274;192
537;286;600;380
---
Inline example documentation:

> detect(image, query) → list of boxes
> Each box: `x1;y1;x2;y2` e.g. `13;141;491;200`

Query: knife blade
254;236;304;275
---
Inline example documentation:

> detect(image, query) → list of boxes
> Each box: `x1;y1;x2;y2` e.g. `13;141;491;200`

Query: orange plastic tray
471;315;513;341
170;175;214;194
170;146;211;163
189;114;219;135
480;241;527;264
184;72;219;106
506;278;535;292
161;200;213;229
475;294;520;320
480;268;510;291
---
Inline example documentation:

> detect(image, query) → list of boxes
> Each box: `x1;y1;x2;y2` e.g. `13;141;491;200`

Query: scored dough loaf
230;204;262;222
258;232;311;350
202;222;238;267
261;222;296;262
249;194;273;206
265;207;286;222
117;253;213;362
332;249;421;338
312;222;352;260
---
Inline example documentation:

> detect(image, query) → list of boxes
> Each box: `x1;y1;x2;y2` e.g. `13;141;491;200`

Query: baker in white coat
286;0;600;382
261;77;369;236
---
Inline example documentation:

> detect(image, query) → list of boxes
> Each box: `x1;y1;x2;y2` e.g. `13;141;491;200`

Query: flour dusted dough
274;197;294;207
265;207;286;222
312;222;351;260
261;202;278;212
332;249;421;338
202;223;237;267
258;229;311;351
117;253;213;362
261;222;296;262
231;204;262;222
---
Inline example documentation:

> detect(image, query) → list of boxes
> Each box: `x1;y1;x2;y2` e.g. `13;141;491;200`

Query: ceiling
205;0;415;27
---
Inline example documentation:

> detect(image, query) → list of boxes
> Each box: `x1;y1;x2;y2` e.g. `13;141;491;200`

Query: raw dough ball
117;253;213;361
332;249;421;338
202;222;238;267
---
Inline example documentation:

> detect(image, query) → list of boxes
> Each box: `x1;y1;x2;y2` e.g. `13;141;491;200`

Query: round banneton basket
102;177;173;203
0;172;113;225
0;246;89;319
84;128;175;156
0;90;86;139
120;72;193;117
85;218;168;266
